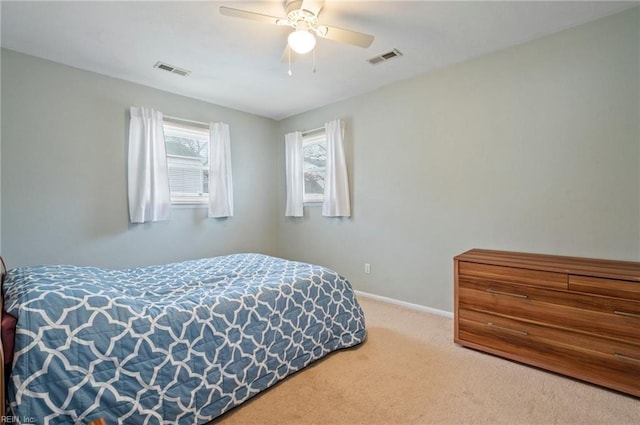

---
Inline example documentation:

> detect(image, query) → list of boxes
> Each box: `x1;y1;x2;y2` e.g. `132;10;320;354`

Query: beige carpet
215;296;639;425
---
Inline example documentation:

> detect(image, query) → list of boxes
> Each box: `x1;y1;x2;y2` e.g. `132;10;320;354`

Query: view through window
164;121;209;204
302;132;326;203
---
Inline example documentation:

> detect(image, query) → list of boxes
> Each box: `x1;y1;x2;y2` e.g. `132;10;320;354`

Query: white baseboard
354;290;453;319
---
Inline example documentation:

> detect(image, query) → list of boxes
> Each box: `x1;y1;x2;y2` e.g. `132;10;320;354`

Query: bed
0;253;367;424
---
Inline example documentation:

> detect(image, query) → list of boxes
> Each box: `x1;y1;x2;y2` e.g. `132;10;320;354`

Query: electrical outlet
364;263;371;274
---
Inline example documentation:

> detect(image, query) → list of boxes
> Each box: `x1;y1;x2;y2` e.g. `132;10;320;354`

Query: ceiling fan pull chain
288;47;293;76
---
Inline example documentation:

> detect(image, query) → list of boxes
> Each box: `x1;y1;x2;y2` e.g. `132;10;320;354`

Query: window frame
163;119;210;206
302;132;327;204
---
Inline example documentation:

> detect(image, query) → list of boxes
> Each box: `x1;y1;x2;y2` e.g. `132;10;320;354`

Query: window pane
303;142;326;198
167;156;204;194
164;131;209;198
165;135;208;166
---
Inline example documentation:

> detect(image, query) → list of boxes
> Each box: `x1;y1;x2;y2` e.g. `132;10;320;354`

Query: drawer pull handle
614;310;640;319
487;322;529;336
486;288;528;299
614;353;640;363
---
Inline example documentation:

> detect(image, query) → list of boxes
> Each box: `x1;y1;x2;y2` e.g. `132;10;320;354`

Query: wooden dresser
454;249;640;397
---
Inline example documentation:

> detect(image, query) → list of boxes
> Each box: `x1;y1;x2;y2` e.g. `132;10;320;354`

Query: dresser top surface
455;249;640;282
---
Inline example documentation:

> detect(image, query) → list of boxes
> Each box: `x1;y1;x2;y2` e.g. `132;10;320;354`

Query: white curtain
285;131;304;217
208;122;234;218
127;106;171;223
323;119;351;217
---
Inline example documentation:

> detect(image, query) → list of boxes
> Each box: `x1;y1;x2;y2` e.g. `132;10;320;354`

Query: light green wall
1;8;639;314
0;44;2;257
1;49;279;268
277;8;640;312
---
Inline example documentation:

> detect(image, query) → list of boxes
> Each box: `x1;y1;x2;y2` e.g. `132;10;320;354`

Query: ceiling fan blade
300;0;324;16
219;6;284;25
318;25;374;48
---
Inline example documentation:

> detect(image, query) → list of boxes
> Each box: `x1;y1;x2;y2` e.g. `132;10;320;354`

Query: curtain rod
302;126;324;136
164;114;209;128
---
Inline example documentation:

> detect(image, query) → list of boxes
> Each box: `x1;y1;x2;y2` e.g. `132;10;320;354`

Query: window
163;120;209;205
302;132;327;203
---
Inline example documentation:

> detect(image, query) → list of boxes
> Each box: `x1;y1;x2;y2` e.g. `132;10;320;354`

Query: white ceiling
1;1;637;120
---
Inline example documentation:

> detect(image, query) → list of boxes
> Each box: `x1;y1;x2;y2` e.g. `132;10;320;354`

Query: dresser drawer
458;309;640;396
569;275;640;301
458;278;640;343
459;261;567;290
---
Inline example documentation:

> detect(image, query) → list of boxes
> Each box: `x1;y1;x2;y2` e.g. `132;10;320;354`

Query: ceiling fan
219;0;375;55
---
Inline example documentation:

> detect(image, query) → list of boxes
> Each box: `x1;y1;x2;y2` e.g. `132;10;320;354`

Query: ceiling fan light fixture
288;25;316;54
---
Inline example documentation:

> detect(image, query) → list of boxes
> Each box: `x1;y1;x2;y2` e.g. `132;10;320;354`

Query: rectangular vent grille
154;61;191;77
368;49;403;65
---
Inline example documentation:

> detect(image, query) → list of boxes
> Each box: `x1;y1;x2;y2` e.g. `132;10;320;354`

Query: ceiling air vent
153;61;191;77
367;49;403;65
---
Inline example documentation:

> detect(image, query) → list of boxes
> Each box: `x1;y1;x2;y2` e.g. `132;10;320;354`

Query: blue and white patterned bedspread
3;253;366;424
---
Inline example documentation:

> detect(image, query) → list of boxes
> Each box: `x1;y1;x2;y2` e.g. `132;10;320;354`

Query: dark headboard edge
0;256;5;289
0;256;5;419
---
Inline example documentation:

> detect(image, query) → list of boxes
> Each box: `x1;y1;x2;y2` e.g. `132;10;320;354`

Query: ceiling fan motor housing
285;0;318;25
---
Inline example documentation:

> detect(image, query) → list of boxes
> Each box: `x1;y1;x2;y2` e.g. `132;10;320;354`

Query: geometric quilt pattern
3;254;367;424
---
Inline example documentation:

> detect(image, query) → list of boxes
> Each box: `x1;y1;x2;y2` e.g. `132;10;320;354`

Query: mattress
3;253;366;424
